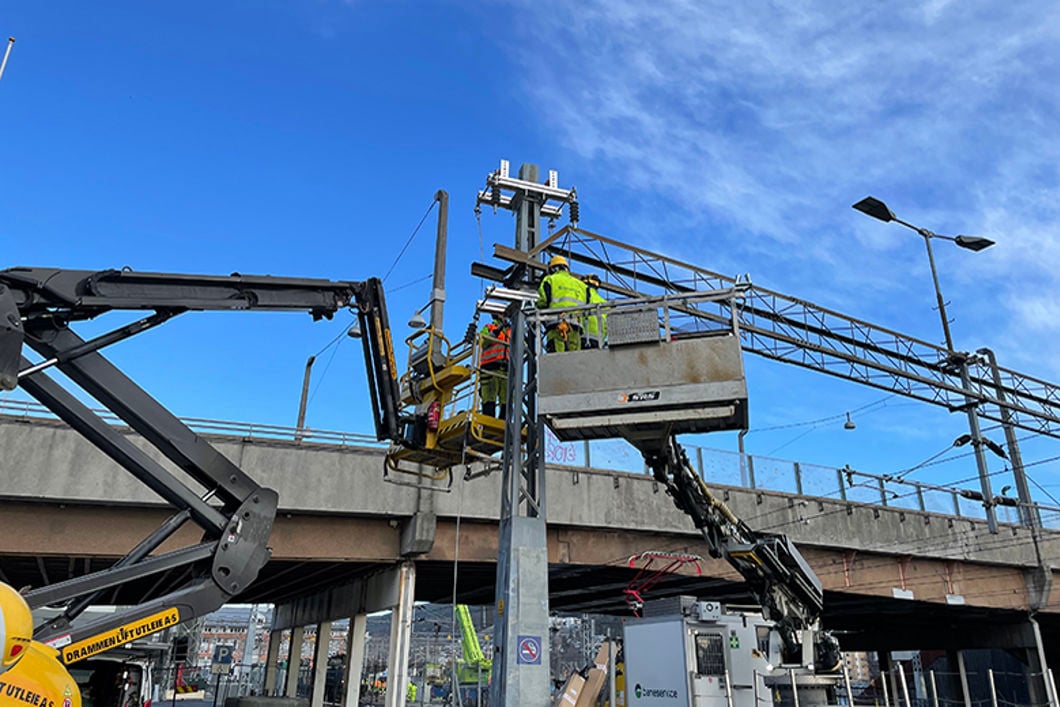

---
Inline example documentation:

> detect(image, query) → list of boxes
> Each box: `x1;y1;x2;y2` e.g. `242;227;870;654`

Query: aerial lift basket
384;323;514;488
538;289;749;448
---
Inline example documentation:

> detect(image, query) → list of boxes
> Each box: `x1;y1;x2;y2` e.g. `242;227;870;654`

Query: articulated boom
0;266;406;662
642;435;840;670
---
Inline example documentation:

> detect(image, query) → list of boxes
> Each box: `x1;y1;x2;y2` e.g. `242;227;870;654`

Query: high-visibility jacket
537;270;588;329
479;322;510;369
583;285;608;345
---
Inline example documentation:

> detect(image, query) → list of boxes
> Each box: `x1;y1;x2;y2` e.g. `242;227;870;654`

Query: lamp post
853;196;1001;533
852;196;994;352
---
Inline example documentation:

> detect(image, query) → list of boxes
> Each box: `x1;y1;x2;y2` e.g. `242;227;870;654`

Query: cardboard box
593;640;616;669
575;667;607;707
553;674;586;707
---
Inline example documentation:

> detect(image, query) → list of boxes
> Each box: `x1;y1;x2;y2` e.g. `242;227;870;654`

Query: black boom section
642;435;836;667
0;266;402;655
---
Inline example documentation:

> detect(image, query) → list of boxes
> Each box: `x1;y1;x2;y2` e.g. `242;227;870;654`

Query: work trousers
545;327;582;353
480;367;508;406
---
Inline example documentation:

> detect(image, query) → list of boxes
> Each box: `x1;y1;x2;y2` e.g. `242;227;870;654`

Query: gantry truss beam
490;226;1060;441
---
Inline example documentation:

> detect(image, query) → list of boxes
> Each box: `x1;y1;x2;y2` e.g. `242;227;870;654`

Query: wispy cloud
500;0;1060;373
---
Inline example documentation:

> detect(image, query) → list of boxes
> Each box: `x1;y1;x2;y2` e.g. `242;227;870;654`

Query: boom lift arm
640;435;840;670
0;267;406;661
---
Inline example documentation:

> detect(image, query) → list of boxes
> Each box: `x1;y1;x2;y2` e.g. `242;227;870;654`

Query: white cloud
499;0;1060;376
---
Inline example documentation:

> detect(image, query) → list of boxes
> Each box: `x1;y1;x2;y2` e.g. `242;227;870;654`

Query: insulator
464;322;478;345
491;186;501;206
569;200;580;224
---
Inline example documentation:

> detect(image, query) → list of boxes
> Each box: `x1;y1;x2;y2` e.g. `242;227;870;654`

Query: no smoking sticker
516;635;541;665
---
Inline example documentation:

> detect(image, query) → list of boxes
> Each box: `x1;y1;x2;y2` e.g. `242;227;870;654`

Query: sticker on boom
61;608;180;663
618;391;660;403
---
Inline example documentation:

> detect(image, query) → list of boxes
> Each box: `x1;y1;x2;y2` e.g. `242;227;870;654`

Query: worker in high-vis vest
0;582;81;707
478;313;510;419
536;255;588;353
581;273;607;349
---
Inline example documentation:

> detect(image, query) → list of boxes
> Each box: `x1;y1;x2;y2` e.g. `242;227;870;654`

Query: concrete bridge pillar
943;650;972;707
385;561;416;707
264;629;283;696
877;652;897;705
342;613;368;707
310;620;332;707
286;626;306;698
1021;618;1055;707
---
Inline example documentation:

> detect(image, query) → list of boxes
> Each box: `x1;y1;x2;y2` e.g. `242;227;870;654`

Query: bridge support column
954;650;972;707
878;652;897;705
286;626;306;698
385;561;416;707
264;629;283;695
311;620;332;707
1022;617;1055;706
343;613;368;707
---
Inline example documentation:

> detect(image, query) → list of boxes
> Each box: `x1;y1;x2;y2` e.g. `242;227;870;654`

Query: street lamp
852;196;994;352
853;196;1001;533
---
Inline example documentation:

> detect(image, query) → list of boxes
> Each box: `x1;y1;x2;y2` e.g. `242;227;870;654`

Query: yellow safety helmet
548;255;569;270
0;582;32;674
3;642;82;707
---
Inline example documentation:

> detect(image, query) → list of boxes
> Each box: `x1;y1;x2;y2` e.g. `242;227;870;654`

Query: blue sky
4;1;1060;511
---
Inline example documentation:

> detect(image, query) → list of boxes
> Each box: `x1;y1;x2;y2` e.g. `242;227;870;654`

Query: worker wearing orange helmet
478;312;510;419
0;582;81;707
536;255;587;353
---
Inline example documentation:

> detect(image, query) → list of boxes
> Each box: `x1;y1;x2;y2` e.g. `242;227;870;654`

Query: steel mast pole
476;161;575;705
430;190;448;331
0;38;14;83
490;162;551;706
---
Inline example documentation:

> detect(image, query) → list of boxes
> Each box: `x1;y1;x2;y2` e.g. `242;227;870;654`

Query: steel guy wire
381;198;438;284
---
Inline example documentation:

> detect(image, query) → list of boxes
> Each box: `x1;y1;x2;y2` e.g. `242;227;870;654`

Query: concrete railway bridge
2;407;1059;698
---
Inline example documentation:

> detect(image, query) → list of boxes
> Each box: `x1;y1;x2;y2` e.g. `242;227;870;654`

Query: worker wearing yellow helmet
580;273;607;349
0;582;81;707
536;255;587;353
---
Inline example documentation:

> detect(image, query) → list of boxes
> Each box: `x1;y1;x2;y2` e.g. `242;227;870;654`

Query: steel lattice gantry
487;225;1060;442
484;225;1060;531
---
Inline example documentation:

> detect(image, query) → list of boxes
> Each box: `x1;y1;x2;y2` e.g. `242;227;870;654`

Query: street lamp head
953;235;995;252
852;196;895;223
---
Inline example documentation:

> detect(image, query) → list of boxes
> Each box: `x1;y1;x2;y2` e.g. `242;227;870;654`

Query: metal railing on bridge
1;398;1052;530
0;397;384;448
